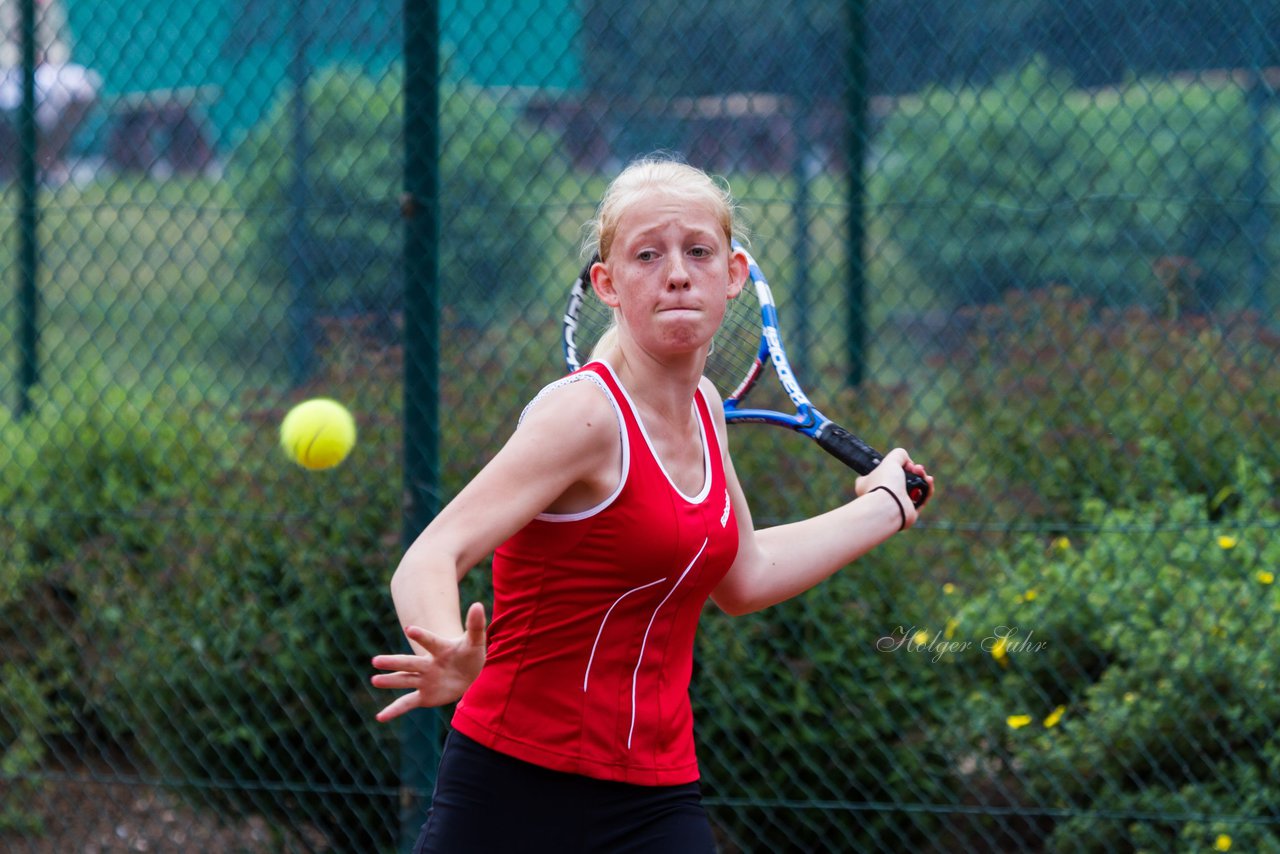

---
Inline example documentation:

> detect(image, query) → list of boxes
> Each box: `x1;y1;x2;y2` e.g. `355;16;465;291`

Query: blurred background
1;0;1278;851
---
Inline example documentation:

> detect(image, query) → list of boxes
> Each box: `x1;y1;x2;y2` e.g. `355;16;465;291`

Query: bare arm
704;380;932;616
371;379;619;718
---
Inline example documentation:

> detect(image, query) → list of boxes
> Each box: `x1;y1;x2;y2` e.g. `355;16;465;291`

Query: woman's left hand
370;601;488;721
854;447;933;528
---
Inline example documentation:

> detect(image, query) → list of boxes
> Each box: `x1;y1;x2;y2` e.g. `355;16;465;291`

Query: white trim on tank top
522;360;712;522
594;359;711;504
520;367;630;522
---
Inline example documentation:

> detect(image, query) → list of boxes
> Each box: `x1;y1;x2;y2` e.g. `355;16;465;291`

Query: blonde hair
584;157;743;362
583;156;742;262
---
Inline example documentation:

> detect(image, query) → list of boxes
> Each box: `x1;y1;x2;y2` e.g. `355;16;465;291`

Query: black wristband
871;485;907;532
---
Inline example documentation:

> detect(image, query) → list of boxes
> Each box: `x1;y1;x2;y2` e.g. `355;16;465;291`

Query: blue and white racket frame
726;244;929;507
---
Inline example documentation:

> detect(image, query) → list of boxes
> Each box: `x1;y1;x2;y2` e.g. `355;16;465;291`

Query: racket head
563;255;608;372
706;241;769;405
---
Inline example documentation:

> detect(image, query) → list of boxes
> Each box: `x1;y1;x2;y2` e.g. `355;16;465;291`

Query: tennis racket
562;241;931;508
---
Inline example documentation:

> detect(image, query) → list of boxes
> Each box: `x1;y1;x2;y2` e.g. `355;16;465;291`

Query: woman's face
592;190;746;360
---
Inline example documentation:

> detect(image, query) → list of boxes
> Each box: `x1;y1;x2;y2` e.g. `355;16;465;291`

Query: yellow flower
942;582;957;595
1023;589;1038;602
913;629;931;646
1217;535;1238;550
1044;705;1066;728
1053;536;1071;552
1258;570;1275;585
1007;715;1032;729
990;635;1009;666
1123;692;1138;704
1215;834;1232;851
944;617;959;640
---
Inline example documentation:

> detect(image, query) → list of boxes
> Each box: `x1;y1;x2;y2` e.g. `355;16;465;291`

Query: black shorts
414;730;718;853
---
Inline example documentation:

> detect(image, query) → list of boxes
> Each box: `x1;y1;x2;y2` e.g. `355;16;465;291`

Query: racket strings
706;284;764;393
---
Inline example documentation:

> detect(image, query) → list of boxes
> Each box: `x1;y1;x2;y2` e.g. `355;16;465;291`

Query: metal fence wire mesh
2;0;1279;851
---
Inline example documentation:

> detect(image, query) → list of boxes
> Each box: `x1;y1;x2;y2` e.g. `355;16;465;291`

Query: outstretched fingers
375;690;423;723
370;652;428;673
369;670;423;690
464;602;487;648
369;603;491;721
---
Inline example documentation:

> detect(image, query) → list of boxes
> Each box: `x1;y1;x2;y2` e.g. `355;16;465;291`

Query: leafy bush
932;287;1280;523
0;343;403;850
0;549;72;834
232;62;564;323
694;532;957;851
928;459;1280;851
872;58;1273;310
233;65;402;316
696;436;1278;851
5;373;233;564
94;460;402;853
95;336;403;852
0;375;230;831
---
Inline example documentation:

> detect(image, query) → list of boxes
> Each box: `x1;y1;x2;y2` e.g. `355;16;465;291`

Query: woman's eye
637;250;656;262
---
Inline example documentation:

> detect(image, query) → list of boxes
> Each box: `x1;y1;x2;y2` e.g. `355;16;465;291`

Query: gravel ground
2;777;280;853
1;749;329;854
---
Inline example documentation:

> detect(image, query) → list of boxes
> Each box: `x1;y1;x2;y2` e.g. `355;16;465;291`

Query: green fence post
287;0;316;386
845;0;868;388
16;0;38;417
400;0;440;849
792;94;813;378
1245;28;1272;317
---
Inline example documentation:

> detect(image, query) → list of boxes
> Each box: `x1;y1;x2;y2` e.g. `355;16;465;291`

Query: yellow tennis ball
280;398;356;470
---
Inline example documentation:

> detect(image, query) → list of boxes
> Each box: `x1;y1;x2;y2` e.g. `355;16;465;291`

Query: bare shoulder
507;374;624;512
517;373;621;453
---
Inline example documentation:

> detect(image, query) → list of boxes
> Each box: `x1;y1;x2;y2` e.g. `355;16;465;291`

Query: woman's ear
727;247;749;300
590;260;621;308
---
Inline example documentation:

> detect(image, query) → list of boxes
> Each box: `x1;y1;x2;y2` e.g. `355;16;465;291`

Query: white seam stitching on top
518;371;612;427
627;537;708;749
582;577;668;692
525;367;630;523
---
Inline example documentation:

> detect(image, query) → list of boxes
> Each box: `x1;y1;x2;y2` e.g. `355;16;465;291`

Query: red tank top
451;361;739;785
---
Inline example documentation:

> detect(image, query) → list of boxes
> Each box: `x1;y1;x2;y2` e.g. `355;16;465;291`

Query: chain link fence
2;0;1279;851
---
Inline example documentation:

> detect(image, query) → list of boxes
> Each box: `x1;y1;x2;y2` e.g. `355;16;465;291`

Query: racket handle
814;423;932;509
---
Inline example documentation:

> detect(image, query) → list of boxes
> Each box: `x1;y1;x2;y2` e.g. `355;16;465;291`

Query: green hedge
0;337;403;850
928;287;1280;525
233;61;564;323
872;58;1275;311
933;459;1280;851
695;531;956;851
696;452;1278;852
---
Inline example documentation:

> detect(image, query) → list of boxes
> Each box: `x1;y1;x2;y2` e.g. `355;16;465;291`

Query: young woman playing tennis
371;157;933;852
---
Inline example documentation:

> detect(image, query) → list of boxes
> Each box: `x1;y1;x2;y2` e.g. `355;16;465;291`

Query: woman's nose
666;258;691;289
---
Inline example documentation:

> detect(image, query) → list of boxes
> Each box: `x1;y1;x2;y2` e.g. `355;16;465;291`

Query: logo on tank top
720;489;731;527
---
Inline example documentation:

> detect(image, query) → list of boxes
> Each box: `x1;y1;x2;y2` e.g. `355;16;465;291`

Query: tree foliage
580;0;1280;98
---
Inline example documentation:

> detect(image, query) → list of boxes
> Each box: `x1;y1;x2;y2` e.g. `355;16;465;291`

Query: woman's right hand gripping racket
563;242;931;508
